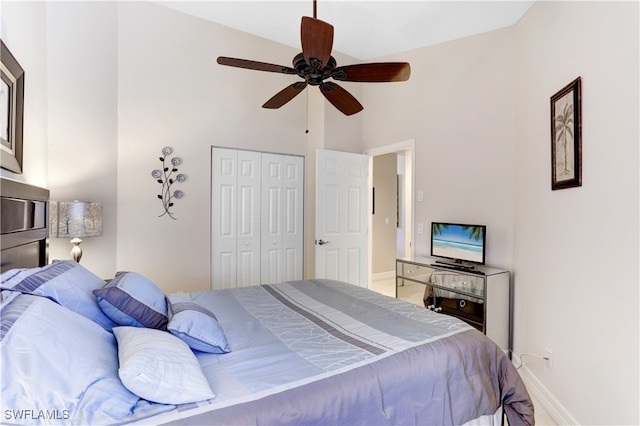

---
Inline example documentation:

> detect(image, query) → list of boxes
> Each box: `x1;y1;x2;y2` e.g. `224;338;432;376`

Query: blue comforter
1;279;533;425
152;280;533;425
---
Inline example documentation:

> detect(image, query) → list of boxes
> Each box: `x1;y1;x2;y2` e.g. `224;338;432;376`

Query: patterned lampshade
49;201;102;262
50;201;103;238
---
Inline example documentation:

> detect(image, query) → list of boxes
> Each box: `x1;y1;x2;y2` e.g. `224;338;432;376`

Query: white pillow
112;326;215;405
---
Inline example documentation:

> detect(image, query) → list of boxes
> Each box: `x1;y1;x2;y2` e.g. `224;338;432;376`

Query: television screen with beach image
431;223;486;264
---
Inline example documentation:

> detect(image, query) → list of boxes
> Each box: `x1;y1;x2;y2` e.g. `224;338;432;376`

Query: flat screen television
430;222;486;265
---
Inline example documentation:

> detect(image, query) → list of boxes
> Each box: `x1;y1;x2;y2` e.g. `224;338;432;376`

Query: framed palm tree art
550;76;582;190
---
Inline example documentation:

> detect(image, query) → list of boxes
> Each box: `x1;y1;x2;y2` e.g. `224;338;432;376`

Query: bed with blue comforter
0;259;534;426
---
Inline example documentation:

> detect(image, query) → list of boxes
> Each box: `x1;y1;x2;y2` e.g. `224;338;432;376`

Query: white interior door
315;149;369;287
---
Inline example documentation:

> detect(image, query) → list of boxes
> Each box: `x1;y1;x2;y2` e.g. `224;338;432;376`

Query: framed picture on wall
0;40;25;174
550;76;581;190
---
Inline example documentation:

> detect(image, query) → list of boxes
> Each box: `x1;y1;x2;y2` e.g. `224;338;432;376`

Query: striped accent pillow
0;260;116;331
1;294;38;341
167;294;230;353
93;272;168;330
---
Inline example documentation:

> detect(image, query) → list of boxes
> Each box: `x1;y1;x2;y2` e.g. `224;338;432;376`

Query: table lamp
50;201;103;262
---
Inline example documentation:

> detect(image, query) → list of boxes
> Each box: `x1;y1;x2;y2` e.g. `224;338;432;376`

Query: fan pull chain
305;89;309;134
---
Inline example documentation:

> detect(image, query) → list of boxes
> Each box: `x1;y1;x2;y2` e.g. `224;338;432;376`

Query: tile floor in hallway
369;277;557;426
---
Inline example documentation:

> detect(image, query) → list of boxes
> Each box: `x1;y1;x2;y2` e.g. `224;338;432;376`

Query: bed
0;177;534;425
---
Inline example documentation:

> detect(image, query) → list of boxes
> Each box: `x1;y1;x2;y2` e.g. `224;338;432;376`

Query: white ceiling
156;1;535;61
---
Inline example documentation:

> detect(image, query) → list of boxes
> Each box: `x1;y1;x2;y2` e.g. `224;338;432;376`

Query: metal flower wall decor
152;146;185;219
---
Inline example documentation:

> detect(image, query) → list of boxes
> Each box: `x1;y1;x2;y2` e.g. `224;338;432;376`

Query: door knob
316;239;331;245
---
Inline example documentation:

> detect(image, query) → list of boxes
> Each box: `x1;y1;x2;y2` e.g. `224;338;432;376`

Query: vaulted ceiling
155;1;535;60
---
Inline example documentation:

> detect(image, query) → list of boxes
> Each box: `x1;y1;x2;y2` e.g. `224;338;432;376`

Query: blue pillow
0;268;26;288
167;294;230;354
93;272;168;329
0;260;116;331
1;294;143;425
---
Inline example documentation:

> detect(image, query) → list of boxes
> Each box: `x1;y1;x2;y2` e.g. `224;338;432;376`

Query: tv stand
431;261;483;275
431;263;484;275
396;256;510;355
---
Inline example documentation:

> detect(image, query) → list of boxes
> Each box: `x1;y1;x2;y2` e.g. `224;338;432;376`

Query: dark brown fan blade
331;63;411;82
301;16;334;67
263;82;308;109
217;57;297;75
319;82;363;116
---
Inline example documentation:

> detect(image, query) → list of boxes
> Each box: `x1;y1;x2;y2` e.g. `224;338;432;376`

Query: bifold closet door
211;148;261;289
261;153;304;283
212;148;303;290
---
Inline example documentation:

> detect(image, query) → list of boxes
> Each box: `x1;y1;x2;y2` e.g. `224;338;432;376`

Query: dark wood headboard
1;177;49;272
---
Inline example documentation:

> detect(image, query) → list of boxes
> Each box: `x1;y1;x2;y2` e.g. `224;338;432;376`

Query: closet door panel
261;154;283;283
282;155;304;281
284;247;299;280
212;148;238;289
264;249;281;284
236;150;261;287
217;252;235;289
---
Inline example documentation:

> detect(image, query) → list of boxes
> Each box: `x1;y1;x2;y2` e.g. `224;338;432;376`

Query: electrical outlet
545;348;553;370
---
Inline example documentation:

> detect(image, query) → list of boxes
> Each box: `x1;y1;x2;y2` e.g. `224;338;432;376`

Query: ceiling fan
216;1;411;116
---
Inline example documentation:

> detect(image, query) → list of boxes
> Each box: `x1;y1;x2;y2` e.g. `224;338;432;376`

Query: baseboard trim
514;360;579;425
372;270;395;281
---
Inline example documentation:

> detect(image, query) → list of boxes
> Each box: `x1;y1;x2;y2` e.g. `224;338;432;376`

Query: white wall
0;1;48;187
2;0;362;291
46;1;118;278
513;2;638;424
361;27;517;271
116;2;362;292
362;1;638;424
1;2;119;278
116;2;305;292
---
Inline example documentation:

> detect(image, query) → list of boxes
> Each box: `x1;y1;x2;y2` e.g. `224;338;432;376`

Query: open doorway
366;140;414;293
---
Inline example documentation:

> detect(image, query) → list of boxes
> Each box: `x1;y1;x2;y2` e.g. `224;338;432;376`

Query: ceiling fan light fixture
216;7;410;116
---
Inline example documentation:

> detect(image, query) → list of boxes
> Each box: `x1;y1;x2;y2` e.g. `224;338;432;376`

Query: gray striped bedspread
145;279;533;425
